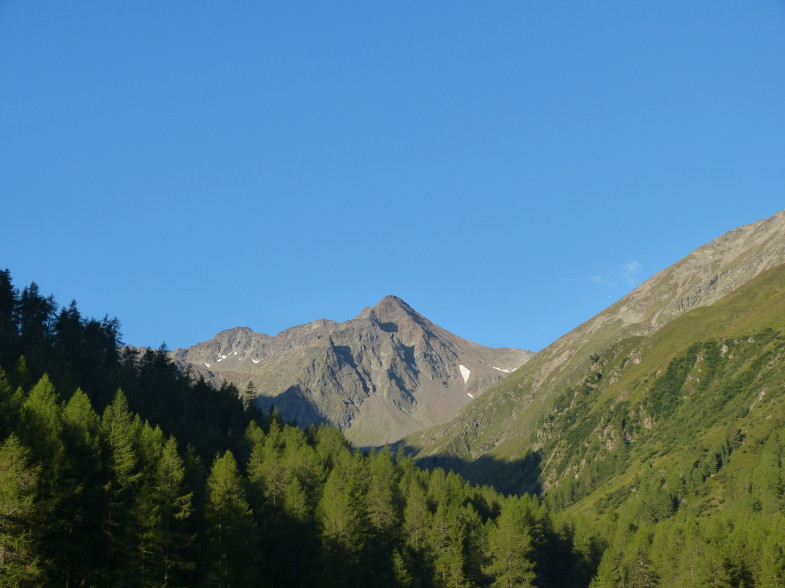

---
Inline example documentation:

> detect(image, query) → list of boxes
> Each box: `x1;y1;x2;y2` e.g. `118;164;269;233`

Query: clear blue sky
1;2;784;352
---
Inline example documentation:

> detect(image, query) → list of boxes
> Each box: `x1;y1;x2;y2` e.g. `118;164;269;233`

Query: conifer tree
366;450;399;539
136;436;194;586
53;388;104;585
0;369;20;440
429;502;468;587
101;389;142;580
284;476;310;521
592;547;622;587
485;497;536;587
759;517;785;587
318;460;367;550
403;478;430;552
0;434;41;584
242;380;256;410
205;450;255;587
20;374;65;478
0;270;17;367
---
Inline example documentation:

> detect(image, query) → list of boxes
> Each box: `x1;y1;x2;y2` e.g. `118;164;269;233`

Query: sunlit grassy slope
409;262;785;507
407;211;785;470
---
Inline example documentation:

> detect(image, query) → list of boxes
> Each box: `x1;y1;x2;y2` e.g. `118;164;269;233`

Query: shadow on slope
413;449;544;496
254;385;330;428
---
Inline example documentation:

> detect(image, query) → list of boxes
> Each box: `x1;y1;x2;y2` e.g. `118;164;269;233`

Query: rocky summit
170;296;532;446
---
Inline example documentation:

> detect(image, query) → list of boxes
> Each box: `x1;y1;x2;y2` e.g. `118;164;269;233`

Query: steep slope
441;263;785;494
531;266;785;586
170;295;532;446
408;209;785;466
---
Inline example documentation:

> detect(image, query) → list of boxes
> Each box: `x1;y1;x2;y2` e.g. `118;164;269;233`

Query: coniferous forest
3;269;785;586
0;270;587;586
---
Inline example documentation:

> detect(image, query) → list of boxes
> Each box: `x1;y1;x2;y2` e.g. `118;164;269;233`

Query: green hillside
0;269;599;586
408;211;785;467
5;256;785;585
411;263;785;585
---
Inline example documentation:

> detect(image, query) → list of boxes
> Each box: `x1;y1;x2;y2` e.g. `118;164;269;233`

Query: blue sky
1;2;784;352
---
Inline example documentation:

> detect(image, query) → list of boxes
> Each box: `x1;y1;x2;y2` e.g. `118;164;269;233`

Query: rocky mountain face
408;209;785;463
170;296;532;446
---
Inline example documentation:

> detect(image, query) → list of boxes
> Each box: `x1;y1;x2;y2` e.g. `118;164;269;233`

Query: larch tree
484;497;536;588
0;434;41;585
205;450;256;587
136;435;194;586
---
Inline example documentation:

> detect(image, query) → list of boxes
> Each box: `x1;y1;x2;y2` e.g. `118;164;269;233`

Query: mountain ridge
407;209;785;464
170;295;533;446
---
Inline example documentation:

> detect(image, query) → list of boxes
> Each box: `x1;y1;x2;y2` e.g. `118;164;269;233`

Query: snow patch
204;363;211;368
252;359;260;364
467;393;475;399
409;363;419;373
459;364;470;383
493;366;512;373
233;351;238;355
216;358;223;362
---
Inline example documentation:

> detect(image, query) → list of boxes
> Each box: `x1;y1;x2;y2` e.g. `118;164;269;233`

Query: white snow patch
252;359;260;364
493;366;512;373
216;358;223;362
459;364;470;383
233;351;238;355
467;393;475;399
204;363;211;368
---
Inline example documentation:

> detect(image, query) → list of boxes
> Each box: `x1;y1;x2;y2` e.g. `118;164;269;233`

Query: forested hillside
0;270;591;586
417;264;785;585
5;263;785;586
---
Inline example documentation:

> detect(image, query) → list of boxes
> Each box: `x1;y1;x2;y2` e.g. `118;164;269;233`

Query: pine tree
0;434;42;584
20;374;65;478
242;380;256;410
318;461;367;550
17;283;56;375
205;450;256;587
0;270;18;367
366;450;399;539
485;498;536;587
101;390;142;581
53;388;104;586
592;547;622;587
317;455;369;586
283;475;310;521
403;479;430;552
0;369;21;440
429;502;468;587
136;436;194;586
758;516;785;587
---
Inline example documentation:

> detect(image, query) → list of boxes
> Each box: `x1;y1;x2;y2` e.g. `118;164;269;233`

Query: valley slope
407;209;785;481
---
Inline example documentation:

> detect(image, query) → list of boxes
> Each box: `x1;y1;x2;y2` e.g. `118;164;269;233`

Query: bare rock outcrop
170;296;533;446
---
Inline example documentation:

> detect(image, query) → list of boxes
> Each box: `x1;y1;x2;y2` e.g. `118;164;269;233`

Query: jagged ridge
170;295;533;446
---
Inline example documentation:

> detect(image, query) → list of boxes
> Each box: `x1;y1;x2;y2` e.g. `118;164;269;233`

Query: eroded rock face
170;296;533;446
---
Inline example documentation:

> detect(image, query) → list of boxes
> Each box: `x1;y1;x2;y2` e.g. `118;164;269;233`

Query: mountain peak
366;295;429;329
373;294;413;313
172;293;532;446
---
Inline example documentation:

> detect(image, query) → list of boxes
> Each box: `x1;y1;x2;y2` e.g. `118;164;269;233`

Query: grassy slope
556;264;785;516
410;263;785;507
407;212;785;466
